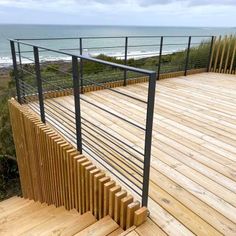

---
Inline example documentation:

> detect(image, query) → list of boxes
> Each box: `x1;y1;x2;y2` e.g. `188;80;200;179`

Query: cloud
0;0;235;26
1;0;236;8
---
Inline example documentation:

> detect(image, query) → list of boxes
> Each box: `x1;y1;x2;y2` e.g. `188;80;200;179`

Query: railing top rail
9;39;156;75
14;35;214;41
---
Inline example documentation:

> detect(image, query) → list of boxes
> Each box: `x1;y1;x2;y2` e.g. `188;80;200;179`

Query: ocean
0;24;235;67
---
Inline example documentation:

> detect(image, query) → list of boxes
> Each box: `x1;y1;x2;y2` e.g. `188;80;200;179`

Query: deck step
0;197;124;236
0;196;28;210
74;215;121;236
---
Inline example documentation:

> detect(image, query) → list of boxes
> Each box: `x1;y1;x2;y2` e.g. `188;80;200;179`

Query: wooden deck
28;72;236;236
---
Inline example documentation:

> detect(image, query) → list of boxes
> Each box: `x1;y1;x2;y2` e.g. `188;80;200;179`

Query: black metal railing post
17;41;26;101
72;56;83;153
17;42;22;69
33;46;46;123
79;38;84;93
184;36;192;76
142;72;157;207
157;36;163;80
207;36;215;72
124;37;128;86
10;40;22;104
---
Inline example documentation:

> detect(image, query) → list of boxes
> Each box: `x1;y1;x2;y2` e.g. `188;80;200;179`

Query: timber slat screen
10;39;157;207
209;34;236;74
8;100;148;230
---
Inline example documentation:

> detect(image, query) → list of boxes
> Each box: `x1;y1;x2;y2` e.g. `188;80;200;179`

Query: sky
0;0;235;27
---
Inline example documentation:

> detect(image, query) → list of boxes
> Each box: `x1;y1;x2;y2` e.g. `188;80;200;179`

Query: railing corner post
124;36;128;86
157;36;163;80
33;46;46;123
10;40;22;104
184;36;191;76
72;55;83;153
79;38;84;94
142;71;157;207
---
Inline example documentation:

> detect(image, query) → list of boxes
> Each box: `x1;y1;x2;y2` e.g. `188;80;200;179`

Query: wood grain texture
23;72;236;235
8;99;145;230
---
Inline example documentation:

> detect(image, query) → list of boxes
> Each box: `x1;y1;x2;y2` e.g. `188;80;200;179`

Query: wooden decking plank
27;72;236;236
74;215;120;236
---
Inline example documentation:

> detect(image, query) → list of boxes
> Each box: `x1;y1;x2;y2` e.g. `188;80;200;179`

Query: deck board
27;72;236;235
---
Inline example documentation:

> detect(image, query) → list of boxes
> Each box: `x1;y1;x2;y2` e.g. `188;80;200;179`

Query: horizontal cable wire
82;127;143;174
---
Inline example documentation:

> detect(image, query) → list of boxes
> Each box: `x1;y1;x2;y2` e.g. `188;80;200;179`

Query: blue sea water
0;24;235;67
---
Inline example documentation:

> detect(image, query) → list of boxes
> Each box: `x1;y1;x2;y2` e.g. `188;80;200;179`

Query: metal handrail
9;34;215;208
9;39;155;76
15;35;214;41
9;38;158;208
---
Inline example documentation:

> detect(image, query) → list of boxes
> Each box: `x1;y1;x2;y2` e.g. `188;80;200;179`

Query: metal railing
10;38;158;207
14;35;214;79
9;35;215;207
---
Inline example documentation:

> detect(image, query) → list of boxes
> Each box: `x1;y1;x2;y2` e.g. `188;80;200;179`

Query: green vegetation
211;35;236;70
0;75;21;200
19;41;211;93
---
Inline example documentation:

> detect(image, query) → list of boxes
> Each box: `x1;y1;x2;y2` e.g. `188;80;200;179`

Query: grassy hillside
0;72;21;200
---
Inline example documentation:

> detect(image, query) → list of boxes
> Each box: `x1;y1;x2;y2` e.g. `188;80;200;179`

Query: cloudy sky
0;0;235;26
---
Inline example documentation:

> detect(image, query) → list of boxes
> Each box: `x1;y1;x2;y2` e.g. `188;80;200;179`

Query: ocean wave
0;49;179;68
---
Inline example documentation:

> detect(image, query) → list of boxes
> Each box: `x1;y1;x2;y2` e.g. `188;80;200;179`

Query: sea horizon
1;24;235;68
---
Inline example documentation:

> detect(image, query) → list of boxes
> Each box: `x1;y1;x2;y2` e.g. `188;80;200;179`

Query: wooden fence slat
114;190;127;224
98;176;110;219
213;36;222;72
93;172;106;218
104;181;116;217
208;36;216;72
229;40;236;74
224;35;232;73
134;207;148;227
85;165;96;211
120;195;133;229
89;168;100;214
219;35;227;72
126;201;140;229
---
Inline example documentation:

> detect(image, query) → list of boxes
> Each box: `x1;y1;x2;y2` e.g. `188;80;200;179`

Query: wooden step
74;215;121;236
22;211;97;236
0;204;66;235
0;197;124;236
0;197;28;210
0;200;46;224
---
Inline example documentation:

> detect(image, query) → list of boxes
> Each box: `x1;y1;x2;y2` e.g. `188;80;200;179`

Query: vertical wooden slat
77;157;87;213
98;176;110;219
120;195;133;229
208;36;216;72
224;35;232;73
134;207;148;227
213;36;222;72
229;40;236;74
89;168;100;214
93;172;105;218
126;201;140;229
81;161;92;213
108;185;121;218
85;165;96;211
114;190;127;224
104;181;116;217
219;35;227;73
72;154;83;210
